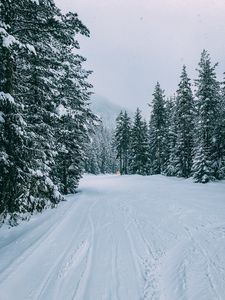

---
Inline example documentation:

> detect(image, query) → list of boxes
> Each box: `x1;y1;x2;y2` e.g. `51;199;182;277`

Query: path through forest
0;175;225;300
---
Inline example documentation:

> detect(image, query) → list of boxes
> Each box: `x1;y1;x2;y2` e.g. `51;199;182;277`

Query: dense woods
0;0;95;225
113;51;225;183
1;1;224;226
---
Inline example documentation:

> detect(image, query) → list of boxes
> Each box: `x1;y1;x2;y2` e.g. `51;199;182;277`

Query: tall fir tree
149;82;167;174
172;66;195;177
216;76;225;179
85;124;117;175
164;96;177;176
129;108;149;175
0;0;43;224
192;50;221;183
0;0;95;224
114;111;131;174
52;37;95;194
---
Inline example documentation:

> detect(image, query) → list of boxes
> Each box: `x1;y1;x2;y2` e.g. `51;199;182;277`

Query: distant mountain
90;94;133;129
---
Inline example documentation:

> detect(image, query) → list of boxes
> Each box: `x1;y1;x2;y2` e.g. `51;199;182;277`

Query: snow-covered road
0;175;225;300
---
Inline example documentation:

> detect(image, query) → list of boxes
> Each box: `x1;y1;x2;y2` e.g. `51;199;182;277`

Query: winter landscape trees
0;1;224;226
0;0;95;225
169;66;194;178
113;51;225;182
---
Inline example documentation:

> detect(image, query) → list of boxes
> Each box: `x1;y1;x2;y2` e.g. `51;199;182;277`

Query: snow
34;170;43;177
0;92;15;104
0;175;225;300
56;104;68;117
0;27;22;49
0;111;5;123
54;15;62;22
26;43;36;55
45;176;54;187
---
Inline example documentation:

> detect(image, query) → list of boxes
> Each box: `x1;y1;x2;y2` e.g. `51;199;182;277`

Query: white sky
55;0;225;112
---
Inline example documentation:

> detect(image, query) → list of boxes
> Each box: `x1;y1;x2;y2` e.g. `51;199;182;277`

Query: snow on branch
0;27;22;48
0;25;36;54
0;92;15;104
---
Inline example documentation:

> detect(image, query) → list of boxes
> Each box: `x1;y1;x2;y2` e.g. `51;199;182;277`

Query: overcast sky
55;0;225;112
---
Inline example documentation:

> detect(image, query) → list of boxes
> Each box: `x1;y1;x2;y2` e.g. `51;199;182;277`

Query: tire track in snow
170;206;222;300
127;222;159;300
36;198;98;300
57;240;89;279
114;244;121;300
106;197;143;299
71;254;89;299
35;241;89;300
120;202;160;300
108;199;122;300
184;226;221;300
71;199;98;300
117;202;143;298
0;199;78;285
36;198;99;300
34;206;91;300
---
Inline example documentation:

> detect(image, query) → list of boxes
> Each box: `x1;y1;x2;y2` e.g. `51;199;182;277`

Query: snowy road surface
0;175;225;300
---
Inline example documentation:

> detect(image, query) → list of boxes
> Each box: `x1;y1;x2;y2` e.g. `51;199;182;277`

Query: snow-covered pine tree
149;82;167;174
85;124;117;175
114;111;131;174
164;96;177;176
0;0;43;225
171;66;195;177
99;126;118;174
0;0;95;224
192;50;221;183
129;108;149;175
85;140;101;175
114;111;123;173
52;21;96;194
16;0;65;205
215;76;225;179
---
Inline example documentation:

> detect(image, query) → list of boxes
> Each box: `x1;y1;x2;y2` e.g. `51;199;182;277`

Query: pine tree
0;0;41;224
0;0;95;224
216;77;225;179
85;124;117;175
114;111;131;174
129;108;149;175
172;66;195;177
149;82;167;174
52;37;95;194
85;143;101;175
192;50;220;183
164;96;177;176
98;126;117;174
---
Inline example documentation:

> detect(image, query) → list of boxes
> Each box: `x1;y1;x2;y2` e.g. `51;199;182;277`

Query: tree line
85;124;118;175
114;50;225;183
0;0;95;225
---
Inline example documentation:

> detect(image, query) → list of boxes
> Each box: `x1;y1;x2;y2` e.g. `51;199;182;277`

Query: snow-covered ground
0;175;225;300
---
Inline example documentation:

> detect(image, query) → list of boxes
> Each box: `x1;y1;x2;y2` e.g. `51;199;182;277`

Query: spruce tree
0;0;41;224
192;50;220;183
216;77;225;179
98;126;117;174
85;124;117;175
172;66;194;177
114;111;131;174
85;142;101;175
149;82;167;174
0;0;95;224
52;40;95;194
129;108;149;175
164;96;177;176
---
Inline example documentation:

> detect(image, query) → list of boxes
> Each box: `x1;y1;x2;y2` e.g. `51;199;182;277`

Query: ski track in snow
0;174;225;300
